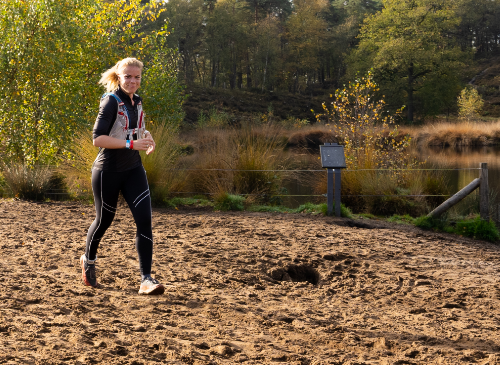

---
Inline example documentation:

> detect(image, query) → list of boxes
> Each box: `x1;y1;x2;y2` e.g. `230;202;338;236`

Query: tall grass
407;119;500;148
69;121;185;205
179;124;290;203
0;162;52;200
311;156;450;216
141;121;187;204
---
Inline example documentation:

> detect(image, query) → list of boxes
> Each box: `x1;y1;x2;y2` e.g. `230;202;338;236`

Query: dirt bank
1;200;500;364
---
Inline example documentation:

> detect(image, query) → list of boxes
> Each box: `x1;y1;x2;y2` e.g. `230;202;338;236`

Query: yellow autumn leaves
318;72;415;173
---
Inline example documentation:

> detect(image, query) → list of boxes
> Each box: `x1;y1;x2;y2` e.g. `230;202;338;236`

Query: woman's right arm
93;96;154;151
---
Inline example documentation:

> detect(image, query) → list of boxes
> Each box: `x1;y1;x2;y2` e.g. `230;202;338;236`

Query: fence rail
41;166;479;199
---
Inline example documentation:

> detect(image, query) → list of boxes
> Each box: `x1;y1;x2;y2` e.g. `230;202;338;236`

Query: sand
1;199;500;365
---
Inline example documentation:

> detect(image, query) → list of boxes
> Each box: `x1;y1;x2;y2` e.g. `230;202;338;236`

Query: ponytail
98;57;144;92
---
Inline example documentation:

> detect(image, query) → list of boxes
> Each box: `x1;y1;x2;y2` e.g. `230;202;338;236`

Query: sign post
320;143;346;217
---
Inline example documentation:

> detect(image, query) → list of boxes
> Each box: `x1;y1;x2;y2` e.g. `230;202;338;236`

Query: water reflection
417;145;500;209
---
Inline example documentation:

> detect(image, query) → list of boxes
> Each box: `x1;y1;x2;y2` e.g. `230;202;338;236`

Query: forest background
1;0;500;227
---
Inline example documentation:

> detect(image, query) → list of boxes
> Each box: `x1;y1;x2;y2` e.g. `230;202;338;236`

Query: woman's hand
133;135;155;155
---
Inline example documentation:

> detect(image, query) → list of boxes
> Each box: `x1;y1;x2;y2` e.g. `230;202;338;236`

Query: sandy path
1;200;500;365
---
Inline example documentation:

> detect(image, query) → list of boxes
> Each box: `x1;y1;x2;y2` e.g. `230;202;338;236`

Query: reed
67;121;185;205
179;124;290;203
0;162;52;200
407;119;500;148
141;121;187;204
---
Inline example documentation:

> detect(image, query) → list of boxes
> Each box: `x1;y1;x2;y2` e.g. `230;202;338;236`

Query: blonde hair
98;57;144;92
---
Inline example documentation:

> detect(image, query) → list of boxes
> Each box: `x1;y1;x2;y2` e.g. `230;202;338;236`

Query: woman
80;57;164;295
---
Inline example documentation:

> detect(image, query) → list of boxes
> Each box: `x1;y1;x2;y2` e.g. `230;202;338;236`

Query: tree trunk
230;61;237;89
254;0;258;24
246;53;252;89
408;64;414;123
211;59;218;87
237;72;243;89
262;48;269;92
193;55;203;86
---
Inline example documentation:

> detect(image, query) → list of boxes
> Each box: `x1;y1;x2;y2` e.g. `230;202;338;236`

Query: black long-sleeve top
91;87;143;172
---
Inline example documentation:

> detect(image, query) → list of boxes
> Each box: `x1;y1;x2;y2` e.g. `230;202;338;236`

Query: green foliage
197;107;232;129
414;215;447;231
387;214;415;224
165;196;213;209
458;87;484;122
283;0;329;92
350;0;471;121
414;215;499;242
247;201;352;217
320;202;353;218
369;195;424;217
280;117;310;129
455;218;500;242
214;193;245;211
0;173;7;197
141;31;186;129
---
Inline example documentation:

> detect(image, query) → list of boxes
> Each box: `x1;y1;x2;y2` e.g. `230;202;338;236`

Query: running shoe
80;254;98;288
139;276;165;295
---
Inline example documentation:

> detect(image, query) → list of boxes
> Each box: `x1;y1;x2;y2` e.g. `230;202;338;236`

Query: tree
284;0;329;92
205;0;249;89
455;0;500;57
0;0;183;165
457;86;484;121
350;0;471;122
162;0;206;85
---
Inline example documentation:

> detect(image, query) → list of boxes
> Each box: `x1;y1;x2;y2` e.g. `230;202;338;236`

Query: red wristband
130;140;134;150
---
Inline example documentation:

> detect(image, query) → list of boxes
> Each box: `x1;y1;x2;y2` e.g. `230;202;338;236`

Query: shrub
281;117;310;129
319;202;353;218
44;172;69;201
165;196;213;209
197;107;232;129
0;163;52;200
247;201;352;217
182;124;290;203
455;217;499;242
318;71;413;170
314;72;430;216
414;215;447;231
214;193;245;211
0;173;7;197
313;166;446;216
458;87;484;122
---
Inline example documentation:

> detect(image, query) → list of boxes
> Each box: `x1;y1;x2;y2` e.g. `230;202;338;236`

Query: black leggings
85;165;153;278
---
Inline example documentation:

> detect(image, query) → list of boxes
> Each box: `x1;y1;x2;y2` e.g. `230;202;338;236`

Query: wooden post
327;169;334;216
480;162;489;220
334;169;341;217
428;178;481;218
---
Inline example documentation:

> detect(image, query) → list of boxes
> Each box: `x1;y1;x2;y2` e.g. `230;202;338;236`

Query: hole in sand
268;264;320;285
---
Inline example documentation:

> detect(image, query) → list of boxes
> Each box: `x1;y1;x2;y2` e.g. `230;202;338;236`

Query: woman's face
118;65;142;96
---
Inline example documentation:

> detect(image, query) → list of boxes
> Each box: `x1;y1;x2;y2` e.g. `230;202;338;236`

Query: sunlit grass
404;119;500;148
